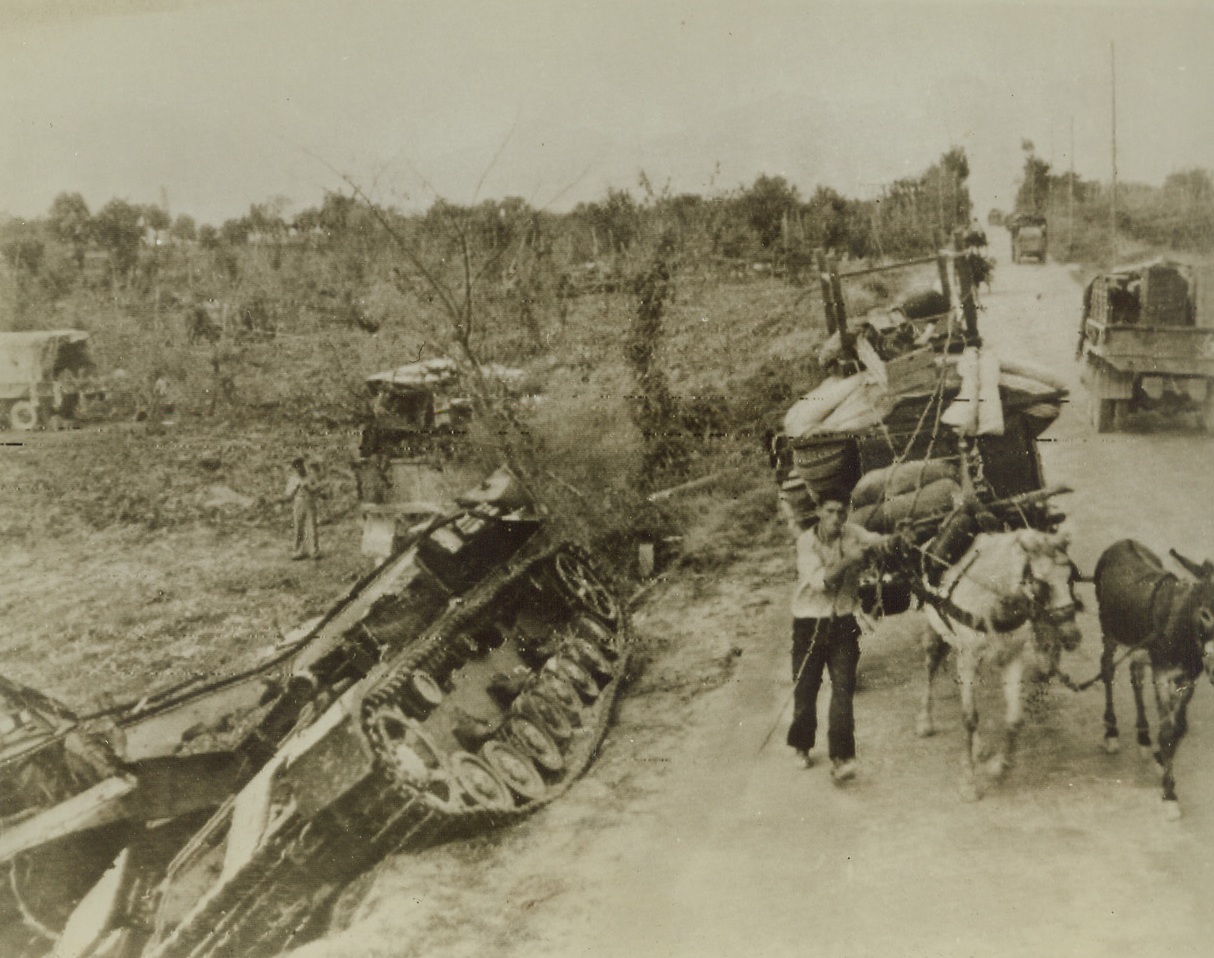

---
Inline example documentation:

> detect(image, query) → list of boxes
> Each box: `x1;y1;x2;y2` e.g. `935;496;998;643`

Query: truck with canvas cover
1078;259;1214;432
1008;213;1047;263
0;330;95;430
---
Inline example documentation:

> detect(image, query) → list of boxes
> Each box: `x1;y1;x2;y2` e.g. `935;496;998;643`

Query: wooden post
827;255;847;336
953;231;980;345
936;253;952;308
815;249;837;334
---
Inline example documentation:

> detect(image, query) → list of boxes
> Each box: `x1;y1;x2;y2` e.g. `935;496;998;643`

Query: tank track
144;541;631;958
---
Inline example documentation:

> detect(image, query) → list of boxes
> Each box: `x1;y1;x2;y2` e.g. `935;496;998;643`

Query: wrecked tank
34;468;628;958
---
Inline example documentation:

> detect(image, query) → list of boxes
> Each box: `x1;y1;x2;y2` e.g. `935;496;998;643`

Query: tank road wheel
552;551;620;625
364;706;462;812
449;752;515;812
504;716;565;775
513;691;574;744
1093;398;1117;434
563;637;615;684
9;400;37;431
481;740;547;802
544;656;599;702
400;670;445;719
533;673;586;725
570;613;626;659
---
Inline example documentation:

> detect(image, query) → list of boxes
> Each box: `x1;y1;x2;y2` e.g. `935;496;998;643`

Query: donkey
1095;539;1214;819
917;529;1083;801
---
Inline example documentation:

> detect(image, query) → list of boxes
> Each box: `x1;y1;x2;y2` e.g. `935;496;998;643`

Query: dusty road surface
288;255;1214;958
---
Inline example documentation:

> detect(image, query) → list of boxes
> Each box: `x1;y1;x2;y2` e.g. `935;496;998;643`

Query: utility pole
1068;116;1075;256
1110;40;1119;258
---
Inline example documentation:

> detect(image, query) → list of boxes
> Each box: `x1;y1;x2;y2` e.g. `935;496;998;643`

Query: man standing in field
282;457;321;560
787;491;892;783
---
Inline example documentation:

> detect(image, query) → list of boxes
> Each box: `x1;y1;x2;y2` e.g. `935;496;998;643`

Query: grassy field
0;253;927;715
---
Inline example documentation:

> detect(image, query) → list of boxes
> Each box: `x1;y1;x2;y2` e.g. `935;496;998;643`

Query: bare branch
473;112;520;204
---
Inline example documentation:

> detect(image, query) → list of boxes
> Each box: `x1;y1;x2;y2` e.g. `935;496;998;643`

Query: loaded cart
772;242;1070;616
1079;260;1214;432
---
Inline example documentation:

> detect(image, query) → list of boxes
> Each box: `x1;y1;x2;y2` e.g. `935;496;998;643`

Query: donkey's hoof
915;716;935;738
984;754;1009;780
958;779;981;803
1103;737;1121;755
1139;745;1156;761
1162;799;1182;822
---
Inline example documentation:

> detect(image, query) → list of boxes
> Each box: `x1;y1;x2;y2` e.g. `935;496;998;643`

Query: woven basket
789;435;861;502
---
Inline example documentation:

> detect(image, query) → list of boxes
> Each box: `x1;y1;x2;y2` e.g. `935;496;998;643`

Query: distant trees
739;175;800;249
0;229;45;275
142;204;171;235
1016;149;1052;214
48;192;92;268
171;214;197;242
92;199;144;277
576;188;642;255
1013;143;1214;258
1163;168;1213;204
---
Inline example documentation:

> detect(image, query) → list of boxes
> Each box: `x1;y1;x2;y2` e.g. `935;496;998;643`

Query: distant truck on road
1007;213;1048;263
1078;259;1214;432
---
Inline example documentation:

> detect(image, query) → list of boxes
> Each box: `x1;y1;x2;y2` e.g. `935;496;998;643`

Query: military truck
1008;213;1047;263
354;359;530;560
1078;259;1214;432
0;330;95;430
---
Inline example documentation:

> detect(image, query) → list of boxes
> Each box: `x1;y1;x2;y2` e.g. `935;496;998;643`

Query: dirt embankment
293;255;1214;958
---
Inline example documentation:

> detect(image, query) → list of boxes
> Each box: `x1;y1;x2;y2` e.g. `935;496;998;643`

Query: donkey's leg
986;654;1025;780
1153;668;1196;820
1100;636;1121;754
916;627;950;738
956;648;982;801
1129;653;1153;755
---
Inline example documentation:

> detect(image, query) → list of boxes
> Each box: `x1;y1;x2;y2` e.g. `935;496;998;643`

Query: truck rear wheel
9;400;37;431
1093;398;1117;434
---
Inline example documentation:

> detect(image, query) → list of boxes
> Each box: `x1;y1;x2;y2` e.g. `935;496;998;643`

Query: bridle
921;541;1080;639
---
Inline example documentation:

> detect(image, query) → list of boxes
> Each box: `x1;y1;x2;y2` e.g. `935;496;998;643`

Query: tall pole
1110;41;1118;257
1068;116;1075;256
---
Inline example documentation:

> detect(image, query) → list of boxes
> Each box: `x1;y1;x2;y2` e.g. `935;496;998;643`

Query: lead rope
757;615;830;754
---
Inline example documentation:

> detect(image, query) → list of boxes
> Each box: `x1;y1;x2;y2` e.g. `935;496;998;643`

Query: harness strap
911;577;987;633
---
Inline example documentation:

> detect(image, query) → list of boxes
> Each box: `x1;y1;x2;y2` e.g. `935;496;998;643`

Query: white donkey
916;529;1083;800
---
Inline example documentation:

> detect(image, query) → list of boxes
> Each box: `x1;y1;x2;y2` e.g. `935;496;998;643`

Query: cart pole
953;231;981;345
815;248;838;335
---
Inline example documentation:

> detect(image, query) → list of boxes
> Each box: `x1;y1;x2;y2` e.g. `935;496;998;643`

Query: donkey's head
1191;579;1214;685
1017;530;1084;653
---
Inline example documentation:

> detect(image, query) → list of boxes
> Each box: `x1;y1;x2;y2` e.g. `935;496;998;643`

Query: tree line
1;148;974;319
1010;143;1214;259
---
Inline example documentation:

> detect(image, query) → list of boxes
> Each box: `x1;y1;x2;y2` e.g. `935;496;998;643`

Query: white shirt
791;523;883;619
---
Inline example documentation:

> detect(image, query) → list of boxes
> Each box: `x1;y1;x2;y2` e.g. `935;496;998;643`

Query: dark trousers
786;615;861;760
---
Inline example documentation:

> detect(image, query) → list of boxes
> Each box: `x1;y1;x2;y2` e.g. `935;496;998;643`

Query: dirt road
295;257;1214;958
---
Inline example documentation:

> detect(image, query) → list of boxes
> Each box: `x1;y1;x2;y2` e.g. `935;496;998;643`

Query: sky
1;0;1211;226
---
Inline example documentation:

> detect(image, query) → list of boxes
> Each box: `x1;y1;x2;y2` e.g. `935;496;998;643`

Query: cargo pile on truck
1078;259;1214;432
